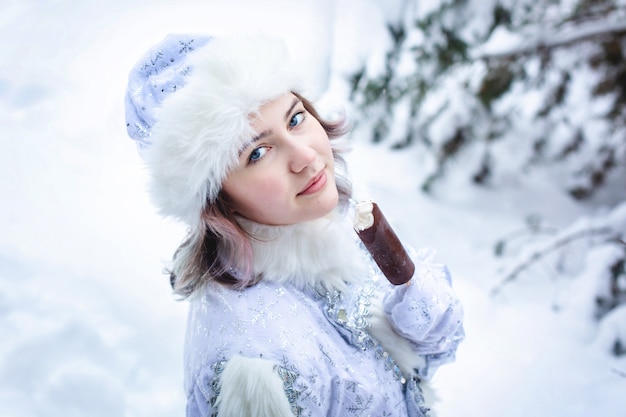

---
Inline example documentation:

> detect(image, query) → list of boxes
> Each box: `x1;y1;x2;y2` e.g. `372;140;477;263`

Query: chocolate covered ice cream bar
353;201;415;285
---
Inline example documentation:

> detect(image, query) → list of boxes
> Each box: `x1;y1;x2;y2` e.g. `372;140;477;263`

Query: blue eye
248;146;268;163
289;112;304;127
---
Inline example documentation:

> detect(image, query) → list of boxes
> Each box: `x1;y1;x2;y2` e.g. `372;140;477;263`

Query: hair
169;92;352;298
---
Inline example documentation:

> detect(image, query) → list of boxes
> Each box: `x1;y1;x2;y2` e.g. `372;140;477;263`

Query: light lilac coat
183;207;464;417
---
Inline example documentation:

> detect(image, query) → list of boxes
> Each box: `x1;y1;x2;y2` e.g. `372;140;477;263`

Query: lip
298;170;327;196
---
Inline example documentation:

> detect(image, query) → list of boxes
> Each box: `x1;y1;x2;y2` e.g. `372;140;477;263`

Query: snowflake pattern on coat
184;260;462;416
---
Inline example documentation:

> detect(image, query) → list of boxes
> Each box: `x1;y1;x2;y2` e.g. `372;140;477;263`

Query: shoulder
187;281;320;329
183;281;328;381
184;283;334;416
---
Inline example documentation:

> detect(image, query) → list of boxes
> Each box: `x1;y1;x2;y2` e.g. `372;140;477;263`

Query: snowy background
1;1;624;416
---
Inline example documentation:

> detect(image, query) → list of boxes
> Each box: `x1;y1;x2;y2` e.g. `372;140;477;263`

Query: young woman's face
222;93;338;225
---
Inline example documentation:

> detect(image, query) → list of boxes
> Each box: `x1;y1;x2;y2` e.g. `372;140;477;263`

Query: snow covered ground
1;1;624;416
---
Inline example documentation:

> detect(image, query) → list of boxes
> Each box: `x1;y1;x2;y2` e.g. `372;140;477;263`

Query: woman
125;33;464;417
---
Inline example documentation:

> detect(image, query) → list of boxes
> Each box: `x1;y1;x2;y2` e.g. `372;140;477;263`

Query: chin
317;190;340;216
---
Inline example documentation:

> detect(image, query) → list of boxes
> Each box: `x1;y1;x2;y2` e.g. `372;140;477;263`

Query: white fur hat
125;34;303;228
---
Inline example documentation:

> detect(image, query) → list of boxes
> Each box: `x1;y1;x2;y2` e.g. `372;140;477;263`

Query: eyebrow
284;97;300;121
238;97;302;156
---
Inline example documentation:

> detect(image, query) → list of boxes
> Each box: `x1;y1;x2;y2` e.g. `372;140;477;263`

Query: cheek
240;175;287;205
309;125;332;158
256;173;285;191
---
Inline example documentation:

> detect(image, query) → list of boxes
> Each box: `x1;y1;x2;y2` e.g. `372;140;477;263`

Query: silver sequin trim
208;360;226;417
323;281;405;383
275;364;304;417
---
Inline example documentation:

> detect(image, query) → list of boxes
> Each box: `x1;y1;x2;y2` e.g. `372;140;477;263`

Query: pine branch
478;21;626;61
491;226;615;296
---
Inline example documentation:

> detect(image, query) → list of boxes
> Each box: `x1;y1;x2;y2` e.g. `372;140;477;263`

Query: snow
477;26;524;56
1;1;624;416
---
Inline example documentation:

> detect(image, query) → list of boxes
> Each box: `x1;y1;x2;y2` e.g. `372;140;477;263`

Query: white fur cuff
216;355;295;417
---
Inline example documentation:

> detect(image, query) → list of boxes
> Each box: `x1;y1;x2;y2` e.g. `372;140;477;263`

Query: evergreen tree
348;0;626;353
350;0;626;200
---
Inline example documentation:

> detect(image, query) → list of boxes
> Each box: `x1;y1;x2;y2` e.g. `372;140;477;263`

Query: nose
287;137;317;173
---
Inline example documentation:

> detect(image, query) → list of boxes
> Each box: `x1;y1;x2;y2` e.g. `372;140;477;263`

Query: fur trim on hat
144;35;303;228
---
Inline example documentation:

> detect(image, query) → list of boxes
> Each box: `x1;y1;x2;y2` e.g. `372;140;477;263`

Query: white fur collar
236;208;369;293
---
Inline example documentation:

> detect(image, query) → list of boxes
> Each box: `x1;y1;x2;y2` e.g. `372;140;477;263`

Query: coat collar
236;207;369;294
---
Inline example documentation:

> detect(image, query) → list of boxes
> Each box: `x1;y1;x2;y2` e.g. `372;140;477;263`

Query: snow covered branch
491;226;617;296
478;21;626;60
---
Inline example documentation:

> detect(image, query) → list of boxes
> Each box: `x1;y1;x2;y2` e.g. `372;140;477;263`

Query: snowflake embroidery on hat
125;34;213;144
178;39;197;54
